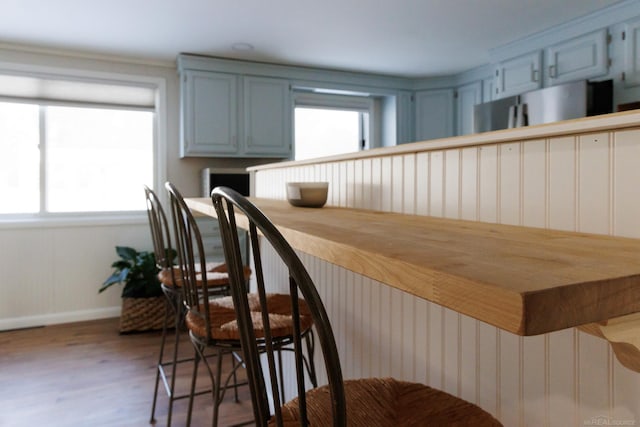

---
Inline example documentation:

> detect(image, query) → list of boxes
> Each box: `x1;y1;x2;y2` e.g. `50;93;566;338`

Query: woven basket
119;296;173;333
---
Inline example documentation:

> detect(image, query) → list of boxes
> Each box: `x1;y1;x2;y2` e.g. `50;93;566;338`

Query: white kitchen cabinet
545;29;608;86
456;81;482;136
494;51;542;98
242;76;291;157
180;71;291;158
623;17;640;87
415;88;454;141
181;70;239;156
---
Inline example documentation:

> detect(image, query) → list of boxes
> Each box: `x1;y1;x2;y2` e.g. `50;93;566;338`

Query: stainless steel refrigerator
473;79;612;133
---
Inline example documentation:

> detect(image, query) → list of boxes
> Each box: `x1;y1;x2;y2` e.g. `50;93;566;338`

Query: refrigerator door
521;80;587;126
473;95;518;133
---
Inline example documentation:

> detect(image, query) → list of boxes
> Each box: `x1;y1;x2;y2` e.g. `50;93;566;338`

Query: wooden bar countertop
186;197;640;336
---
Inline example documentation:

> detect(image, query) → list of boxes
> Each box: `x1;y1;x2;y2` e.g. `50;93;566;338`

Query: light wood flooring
0;318;255;427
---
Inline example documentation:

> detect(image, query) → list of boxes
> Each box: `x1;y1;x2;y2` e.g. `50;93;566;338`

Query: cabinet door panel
243;76;291;157
624;17;640;87
396;91;415;144
546;29;608;85
415;89;454;141
182;71;238;156
494;51;542;98
482;77;495;103
456;82;482;136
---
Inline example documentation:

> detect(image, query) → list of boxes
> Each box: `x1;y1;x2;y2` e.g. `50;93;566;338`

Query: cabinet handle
549;65;557;78
531;69;539;82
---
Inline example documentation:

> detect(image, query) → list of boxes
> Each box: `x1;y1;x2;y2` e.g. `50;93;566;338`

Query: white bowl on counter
286;182;329;208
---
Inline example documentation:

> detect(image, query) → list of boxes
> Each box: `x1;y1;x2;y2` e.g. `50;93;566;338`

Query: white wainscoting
254;128;640;426
0;221;150;331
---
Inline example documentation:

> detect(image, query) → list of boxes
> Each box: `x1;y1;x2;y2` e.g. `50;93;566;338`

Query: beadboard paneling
0;223;149;330
613;129;640;238
254;128;640;426
548;136;577;232
479;145;498;223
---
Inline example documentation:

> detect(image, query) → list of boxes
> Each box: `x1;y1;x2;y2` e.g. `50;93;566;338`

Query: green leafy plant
100;246;165;298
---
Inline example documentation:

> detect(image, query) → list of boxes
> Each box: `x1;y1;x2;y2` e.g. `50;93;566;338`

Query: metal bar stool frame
145;185;187;426
145;186;236;426
166;182;317;427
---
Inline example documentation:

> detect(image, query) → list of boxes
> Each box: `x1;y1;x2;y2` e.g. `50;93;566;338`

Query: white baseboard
0;306;121;332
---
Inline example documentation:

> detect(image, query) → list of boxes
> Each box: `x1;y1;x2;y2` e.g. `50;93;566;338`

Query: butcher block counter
185;197;640;338
188;110;640;379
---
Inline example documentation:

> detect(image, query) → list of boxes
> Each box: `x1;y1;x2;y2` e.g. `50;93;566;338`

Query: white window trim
0;61;167;225
0;212;149;230
294;92;374;111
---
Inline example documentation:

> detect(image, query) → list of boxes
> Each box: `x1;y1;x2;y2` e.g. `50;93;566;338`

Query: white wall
253;127;640;426
0;46;250;330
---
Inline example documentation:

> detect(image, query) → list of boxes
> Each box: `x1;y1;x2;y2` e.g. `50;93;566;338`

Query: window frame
0;65;166;225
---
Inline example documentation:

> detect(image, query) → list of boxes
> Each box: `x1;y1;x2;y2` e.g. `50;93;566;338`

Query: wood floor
0;318;255;427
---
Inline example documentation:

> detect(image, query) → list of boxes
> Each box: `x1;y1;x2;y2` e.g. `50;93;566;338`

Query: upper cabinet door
545;29;608;86
181;71;239;157
415;89;454;141
494;51;542;98
242;76;291;157
482;77;495;103
624;17;640;87
396;91;415;144
456;82;482;136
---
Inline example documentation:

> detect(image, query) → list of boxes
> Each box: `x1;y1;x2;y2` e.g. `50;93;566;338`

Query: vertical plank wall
0;222;149;330
254;128;640;426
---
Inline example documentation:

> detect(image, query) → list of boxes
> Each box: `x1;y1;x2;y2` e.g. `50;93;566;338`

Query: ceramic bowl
286;182;329;208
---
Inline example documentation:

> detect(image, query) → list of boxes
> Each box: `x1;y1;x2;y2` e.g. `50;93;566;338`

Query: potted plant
100;246;172;333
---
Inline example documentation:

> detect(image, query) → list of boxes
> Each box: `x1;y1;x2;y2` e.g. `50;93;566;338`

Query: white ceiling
0;0;621;77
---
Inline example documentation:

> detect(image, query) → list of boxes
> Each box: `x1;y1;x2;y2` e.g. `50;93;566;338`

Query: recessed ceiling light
232;43;254;51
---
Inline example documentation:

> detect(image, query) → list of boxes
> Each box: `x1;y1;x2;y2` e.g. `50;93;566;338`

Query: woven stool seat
274;377;501;427
186;293;313;341
158;263;250;288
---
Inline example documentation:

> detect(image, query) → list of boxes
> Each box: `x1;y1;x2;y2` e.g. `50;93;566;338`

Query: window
0;73;156;216
0;102;39;214
294;108;362;160
293;92;374;161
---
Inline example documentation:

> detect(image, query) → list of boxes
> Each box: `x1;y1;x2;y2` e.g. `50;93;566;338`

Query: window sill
0;212;148;229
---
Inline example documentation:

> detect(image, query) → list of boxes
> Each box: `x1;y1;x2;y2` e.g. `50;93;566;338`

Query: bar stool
165;182;317;427
211;186;502;427
145;186;239;426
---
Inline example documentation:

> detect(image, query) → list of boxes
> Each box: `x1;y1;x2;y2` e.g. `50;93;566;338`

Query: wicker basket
119;296;173;333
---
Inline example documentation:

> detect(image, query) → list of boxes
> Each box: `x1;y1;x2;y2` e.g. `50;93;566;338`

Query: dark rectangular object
201;168;250;197
587;79;613;116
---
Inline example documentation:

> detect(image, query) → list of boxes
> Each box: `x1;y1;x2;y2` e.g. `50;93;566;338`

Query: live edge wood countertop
185;197;640;337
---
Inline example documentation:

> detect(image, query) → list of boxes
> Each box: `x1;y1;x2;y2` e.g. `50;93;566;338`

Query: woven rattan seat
273;377;501;426
211;186;503;427
158;263;251;288
157;261;223;285
185;293;313;340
